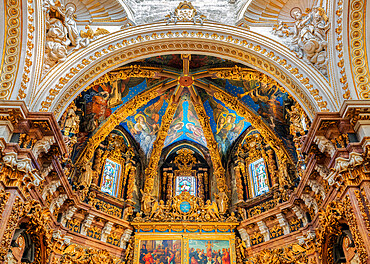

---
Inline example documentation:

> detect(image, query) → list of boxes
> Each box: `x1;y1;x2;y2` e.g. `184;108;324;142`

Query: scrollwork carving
245;243;307;264
134;191;237;223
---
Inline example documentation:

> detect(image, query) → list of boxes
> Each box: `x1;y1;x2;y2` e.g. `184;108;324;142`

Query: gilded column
266;149;278;187
166;173;174;200
126;164;136;201
197;172;205;200
234;159;245;202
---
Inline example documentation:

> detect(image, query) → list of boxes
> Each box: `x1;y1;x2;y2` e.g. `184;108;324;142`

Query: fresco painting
164;95;207;148
223;80;297;159
139;240;181;264
202;95;250;154
143;55;227;70
69;78;147;160
121;93;169;156
188;240;231;264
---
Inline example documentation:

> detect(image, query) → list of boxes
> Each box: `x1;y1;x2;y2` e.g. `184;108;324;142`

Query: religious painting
175;176;196;196
100;158;121;196
249;158;269;197
139;240;182;264
69;78;147;161
223;79;297;159
121;93;170;156
202;94;251;154
164;94;207;148
188;240;231;264
143;55;227;70
76;78;147;134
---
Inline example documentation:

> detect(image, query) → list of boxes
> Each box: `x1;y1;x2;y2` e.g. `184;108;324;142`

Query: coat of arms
165;1;206;25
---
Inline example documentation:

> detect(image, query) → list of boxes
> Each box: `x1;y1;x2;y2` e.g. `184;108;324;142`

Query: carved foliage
245;244;307;264
0;197;23;260
316;199;368;264
59;245;118;264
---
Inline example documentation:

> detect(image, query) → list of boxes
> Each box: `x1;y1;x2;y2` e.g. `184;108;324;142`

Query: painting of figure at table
139;240;181;264
189;240;231;264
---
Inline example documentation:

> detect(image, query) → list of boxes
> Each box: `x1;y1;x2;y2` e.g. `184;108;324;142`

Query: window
101;159;121;196
175;176;196;196
250;158;269;197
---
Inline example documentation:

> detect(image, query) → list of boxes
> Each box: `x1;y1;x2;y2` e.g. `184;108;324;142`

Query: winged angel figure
80;25;110;39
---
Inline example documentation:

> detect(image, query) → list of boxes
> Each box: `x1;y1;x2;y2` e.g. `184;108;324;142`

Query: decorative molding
332;0;352;100
0;0;22;99
349;0;370;99
17;0;35;100
0;197;23;260
192;95;227;193
30;23;335;116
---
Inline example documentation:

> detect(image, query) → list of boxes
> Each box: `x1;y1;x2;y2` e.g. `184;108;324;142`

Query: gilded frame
133;233;236;264
134;234;184;264
247;157;269;198
100;157;124;197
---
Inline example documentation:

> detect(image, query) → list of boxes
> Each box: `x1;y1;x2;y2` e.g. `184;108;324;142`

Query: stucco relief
272;6;330;76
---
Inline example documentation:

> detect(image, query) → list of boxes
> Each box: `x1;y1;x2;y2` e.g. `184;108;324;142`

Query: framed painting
133;233;235;264
134;235;183;264
188;238;233;264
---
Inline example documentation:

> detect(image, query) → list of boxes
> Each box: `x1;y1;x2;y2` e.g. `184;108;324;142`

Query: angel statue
204;200;220;220
214;190;229;214
140;190;155;215
78;162;94;189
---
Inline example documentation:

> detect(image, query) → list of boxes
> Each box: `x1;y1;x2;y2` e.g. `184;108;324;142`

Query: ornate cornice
29;22;335;117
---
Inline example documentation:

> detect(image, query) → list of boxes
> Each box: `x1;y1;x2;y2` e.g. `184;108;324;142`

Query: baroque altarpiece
1;0;370;264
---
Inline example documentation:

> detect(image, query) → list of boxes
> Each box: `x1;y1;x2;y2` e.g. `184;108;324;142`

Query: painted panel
249;158;269;197
121;93;170;156
100;158;120;196
139;240;182;264
188;240;231;264
175;176;197;196
223;80;297;159
203;95;251;154
164;96;207;148
134;234;235;264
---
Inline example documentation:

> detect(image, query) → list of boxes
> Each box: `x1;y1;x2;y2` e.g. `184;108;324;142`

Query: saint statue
214;190;229;214
78;162;93;189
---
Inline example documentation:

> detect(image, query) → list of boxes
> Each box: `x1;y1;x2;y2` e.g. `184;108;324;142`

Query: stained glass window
175;176;196;196
101;159;120;196
250;158;269;197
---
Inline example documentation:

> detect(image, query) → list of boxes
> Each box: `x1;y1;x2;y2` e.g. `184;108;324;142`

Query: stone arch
30;22;337;117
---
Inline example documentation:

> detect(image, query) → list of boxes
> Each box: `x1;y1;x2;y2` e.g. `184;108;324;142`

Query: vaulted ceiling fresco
61;54;307;163
120;91;171;156
164;92;207;149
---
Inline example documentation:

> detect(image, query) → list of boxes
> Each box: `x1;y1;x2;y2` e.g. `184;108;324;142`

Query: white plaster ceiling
240;0;317;25
63;0;133;26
